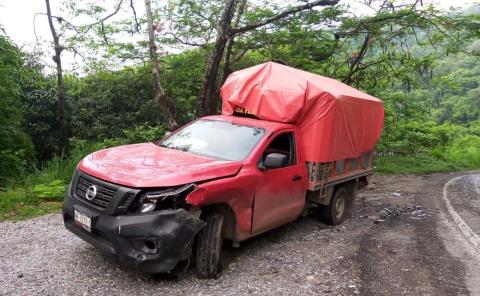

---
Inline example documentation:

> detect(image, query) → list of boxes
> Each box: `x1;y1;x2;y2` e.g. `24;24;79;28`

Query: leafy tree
19;56;60;161
37;0;127;155
0;34;34;183
197;0;340;115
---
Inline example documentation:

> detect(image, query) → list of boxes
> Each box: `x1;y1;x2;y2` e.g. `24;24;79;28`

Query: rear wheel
321;186;350;225
195;212;224;279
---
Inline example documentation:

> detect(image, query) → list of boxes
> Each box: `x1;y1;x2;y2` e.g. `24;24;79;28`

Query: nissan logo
85;185;97;201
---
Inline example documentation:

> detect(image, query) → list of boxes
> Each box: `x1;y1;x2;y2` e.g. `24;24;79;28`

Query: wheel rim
335;194;345;220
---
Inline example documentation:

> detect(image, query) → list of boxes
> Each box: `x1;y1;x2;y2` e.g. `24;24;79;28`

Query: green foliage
0;34;35;183
237;7;341;72
373;155;468;175
122;125;167;143
431;54;480;124
0;124;169;220
444;135;480;167
0;187;62;221
67;68;158;140
160;49;207;122
20;57;60;160
65;50;204;142
32;180;67;200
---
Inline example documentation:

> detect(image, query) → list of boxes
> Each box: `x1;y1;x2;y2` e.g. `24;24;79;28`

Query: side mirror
263;153;288;169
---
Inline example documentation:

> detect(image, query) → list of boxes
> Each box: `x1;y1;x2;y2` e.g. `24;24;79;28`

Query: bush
444;135;480;167
374;154;464;175
0;34;35;184
32;180;66;200
122;124;167;143
21;126;166;201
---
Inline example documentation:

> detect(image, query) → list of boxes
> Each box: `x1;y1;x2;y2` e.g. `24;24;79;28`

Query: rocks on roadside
373;204;430;223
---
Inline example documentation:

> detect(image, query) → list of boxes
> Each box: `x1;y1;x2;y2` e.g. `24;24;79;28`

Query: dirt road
0;172;479;295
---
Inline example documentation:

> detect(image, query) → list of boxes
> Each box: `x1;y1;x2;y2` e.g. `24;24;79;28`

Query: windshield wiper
159;144;189;152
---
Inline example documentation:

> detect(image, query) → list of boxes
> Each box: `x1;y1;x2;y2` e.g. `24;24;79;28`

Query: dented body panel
79;142;243;188
63;190;205;273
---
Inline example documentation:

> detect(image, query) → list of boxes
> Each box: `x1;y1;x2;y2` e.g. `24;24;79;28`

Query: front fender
186;167;257;241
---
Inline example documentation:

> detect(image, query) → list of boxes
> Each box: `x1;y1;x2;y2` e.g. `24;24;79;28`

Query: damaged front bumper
63;193;205;273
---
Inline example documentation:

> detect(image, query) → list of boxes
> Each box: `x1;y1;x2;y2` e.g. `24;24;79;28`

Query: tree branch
232;47;250;64
89;0;124;28
166;33;208;48
65;46;87;65
130;0;141;33
343;33;371;85
45;1;60;51
79;0;124;36
230;0;339;36
221;0;247;85
34;12;80;34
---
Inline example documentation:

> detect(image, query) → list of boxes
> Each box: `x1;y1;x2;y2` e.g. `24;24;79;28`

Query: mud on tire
320;185;352;225
195;212;224;279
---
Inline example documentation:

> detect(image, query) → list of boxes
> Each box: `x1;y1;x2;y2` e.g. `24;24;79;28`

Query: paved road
443;174;480;246
0;172;479;295
355;172;480;295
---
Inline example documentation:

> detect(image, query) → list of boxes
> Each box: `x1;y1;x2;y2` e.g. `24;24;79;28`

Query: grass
0;187;63;221
373;154;474;175
0;140;109;222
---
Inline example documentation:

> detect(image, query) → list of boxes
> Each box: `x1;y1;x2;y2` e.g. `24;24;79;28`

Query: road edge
440;174;480;295
442;175;480;253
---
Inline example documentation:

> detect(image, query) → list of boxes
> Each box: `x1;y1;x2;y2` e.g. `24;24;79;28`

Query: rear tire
195;212;224;279
321;186;349;225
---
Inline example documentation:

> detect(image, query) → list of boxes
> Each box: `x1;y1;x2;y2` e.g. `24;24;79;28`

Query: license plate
74;210;91;232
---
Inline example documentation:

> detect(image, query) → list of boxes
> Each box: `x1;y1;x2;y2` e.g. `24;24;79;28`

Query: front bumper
63;192;205;273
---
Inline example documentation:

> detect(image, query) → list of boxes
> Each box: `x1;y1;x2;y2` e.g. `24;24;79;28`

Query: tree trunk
220;36;235;89
198;0;238;116
45;0;69;156
343;33;371;85
220;0;247;88
145;0;177;129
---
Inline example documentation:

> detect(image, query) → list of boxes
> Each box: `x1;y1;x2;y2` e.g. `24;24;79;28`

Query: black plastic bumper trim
63;191;205;273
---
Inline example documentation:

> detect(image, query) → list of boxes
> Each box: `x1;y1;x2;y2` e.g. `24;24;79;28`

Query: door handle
292;175;302;181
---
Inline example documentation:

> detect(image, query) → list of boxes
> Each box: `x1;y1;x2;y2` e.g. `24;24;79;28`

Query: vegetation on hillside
0;0;480;220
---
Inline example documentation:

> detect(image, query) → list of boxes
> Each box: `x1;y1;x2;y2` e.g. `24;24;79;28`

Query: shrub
444;135;480;167
122;124;167;143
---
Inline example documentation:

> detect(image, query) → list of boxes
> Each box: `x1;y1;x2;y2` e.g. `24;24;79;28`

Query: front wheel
320;186;350;225
195;212;224;279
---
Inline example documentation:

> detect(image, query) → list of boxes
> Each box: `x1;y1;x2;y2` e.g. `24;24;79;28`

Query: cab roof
202;115;295;133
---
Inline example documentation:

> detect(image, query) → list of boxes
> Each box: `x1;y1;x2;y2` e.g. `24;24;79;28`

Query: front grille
75;176;117;210
117;192;136;211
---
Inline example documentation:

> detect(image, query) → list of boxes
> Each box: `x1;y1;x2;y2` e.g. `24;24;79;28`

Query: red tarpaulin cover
220;62;384;162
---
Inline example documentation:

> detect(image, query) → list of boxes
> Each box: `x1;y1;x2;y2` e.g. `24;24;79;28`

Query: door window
262;132;296;168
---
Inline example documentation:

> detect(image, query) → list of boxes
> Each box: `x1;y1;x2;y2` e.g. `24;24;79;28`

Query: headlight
138;184;197;213
139;202;157;213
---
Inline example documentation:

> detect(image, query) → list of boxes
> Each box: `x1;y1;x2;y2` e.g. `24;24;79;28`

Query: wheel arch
199;203;238;247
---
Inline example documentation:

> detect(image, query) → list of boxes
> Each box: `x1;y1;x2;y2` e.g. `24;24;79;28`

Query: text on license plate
74;210;91;232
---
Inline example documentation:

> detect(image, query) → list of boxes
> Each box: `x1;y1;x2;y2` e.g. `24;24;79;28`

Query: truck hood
78;143;242;188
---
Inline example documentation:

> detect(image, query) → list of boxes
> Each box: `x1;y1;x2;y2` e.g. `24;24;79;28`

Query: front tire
321;186;350;225
195;212;224;279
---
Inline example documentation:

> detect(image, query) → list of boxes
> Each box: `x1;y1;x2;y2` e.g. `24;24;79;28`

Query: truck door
251;131;307;235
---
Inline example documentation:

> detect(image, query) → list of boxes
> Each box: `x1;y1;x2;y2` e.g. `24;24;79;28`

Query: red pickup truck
63;62;384;278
